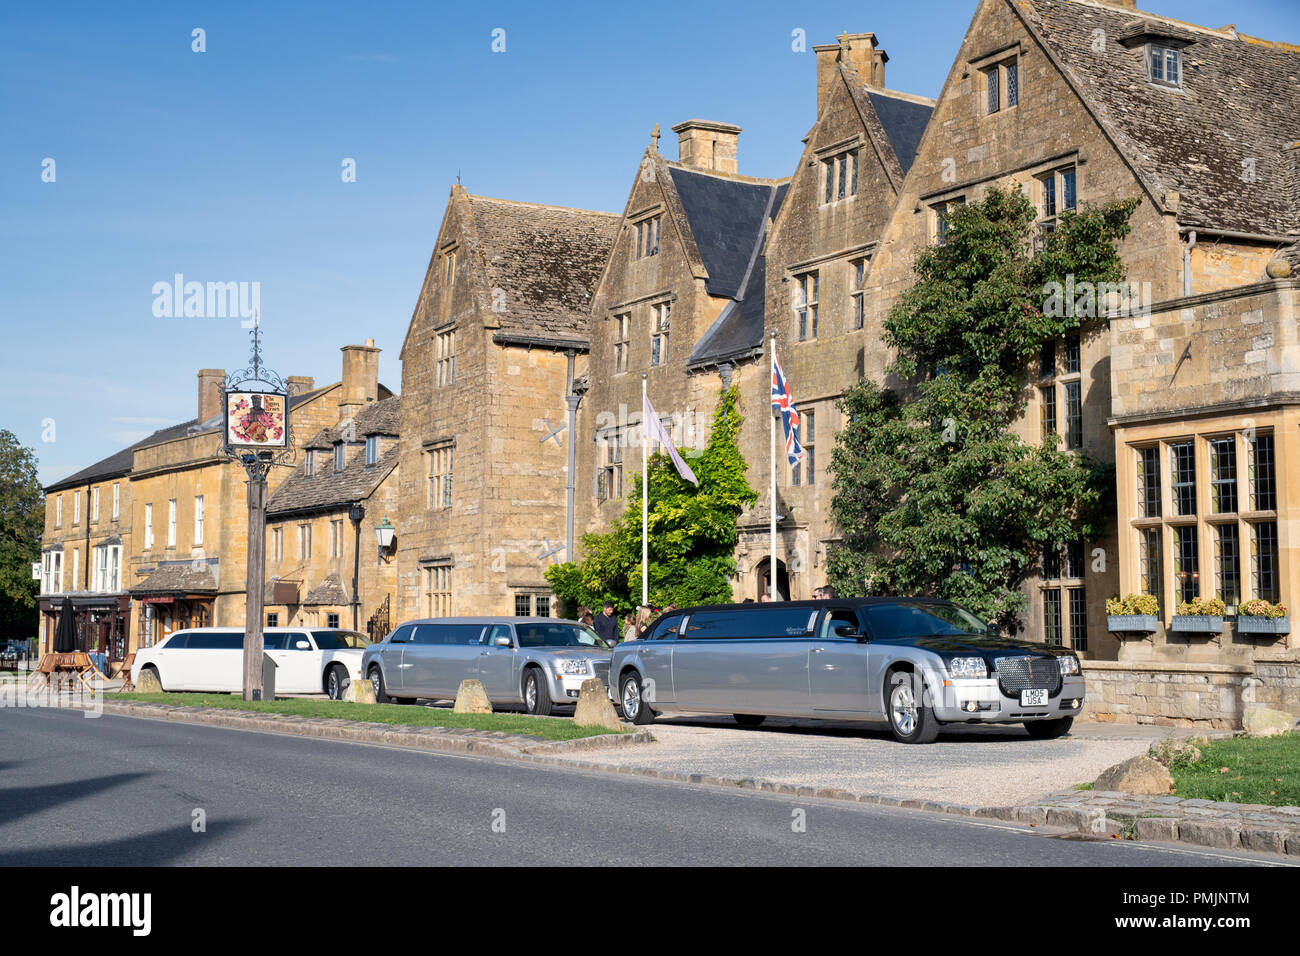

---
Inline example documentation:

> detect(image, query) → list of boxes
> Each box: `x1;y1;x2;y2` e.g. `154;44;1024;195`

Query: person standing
593;601;619;647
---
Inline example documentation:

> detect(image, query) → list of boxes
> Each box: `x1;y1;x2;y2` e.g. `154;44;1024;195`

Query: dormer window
333;442;345;473
305;450;316;477
1147;44;1180;86
366;435;378;466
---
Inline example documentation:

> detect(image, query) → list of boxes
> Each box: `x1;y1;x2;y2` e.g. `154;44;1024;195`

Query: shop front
37;594;131;665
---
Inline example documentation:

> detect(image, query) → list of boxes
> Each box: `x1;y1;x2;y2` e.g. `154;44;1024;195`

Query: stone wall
1083;659;1300;729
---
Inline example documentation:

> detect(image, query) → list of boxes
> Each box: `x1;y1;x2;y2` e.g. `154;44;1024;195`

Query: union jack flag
771;351;804;467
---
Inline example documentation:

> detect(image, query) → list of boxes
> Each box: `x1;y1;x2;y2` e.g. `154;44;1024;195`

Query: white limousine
130;627;370;698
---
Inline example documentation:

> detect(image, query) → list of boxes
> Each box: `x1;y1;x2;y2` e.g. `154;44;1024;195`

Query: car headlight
1058;655;1081;676
558;659;589;676
947;656;987;679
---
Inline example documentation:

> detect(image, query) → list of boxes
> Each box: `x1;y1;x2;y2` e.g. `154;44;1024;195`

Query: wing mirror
295;640;310;650
493;636;513;648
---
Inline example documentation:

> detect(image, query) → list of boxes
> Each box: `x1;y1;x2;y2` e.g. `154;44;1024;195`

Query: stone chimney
197;369;225;424
338;340;380;422
287;375;314;398
672;120;741;175
814;33;888;116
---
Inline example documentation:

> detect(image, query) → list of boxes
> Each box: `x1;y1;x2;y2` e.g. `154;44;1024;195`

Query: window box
1106;614;1159;634
1236;615;1290;636
1169;615;1224;634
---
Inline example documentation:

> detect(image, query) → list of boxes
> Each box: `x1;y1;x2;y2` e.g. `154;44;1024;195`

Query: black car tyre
523;667;552;716
327;664;348;701
1024;716;1073;739
887;670;941;744
370;666;391;703
733;714;766;727
619;671;655;725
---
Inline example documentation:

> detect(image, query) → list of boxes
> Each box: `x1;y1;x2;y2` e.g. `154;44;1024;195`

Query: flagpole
642;372;649;607
769;330;777;599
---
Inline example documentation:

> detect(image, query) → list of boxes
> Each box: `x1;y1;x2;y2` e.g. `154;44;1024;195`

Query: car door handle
811;647;825;653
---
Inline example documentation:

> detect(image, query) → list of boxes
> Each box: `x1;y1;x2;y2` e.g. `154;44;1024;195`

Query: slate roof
267;397;401;518
1019;0;1300;238
302;572;349;607
664;166;787;368
129;561;219;596
465;194;620;342
865;90;934;176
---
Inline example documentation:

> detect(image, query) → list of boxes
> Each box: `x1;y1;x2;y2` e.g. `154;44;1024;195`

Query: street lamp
375;516;395;566
349;503;365;631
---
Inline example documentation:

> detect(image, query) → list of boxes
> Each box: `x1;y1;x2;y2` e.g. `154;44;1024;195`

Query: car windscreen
311;630;371;650
514;623;603;648
863;602;989;640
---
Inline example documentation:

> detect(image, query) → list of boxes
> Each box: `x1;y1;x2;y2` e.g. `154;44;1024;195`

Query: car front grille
592;660;611;687
994;656;1061;697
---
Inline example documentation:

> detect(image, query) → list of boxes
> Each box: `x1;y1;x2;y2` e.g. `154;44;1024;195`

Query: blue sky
3;0;1295;485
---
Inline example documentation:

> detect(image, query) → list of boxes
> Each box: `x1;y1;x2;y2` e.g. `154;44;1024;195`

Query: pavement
539;713;1177;807
1;707;1287;866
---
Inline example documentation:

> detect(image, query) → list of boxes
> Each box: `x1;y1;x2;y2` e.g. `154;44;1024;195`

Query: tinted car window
311;630;370;649
683;608;816;639
864;602;989;640
411;624;485;645
284;633;314;650
164;634;189;649
648;614;683;641
388;625;414;644
186;633;243;650
261;633;289;650
515;623;603;648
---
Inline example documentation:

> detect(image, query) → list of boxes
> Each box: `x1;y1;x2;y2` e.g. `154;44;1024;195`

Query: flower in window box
1236;599;1289;635
1170;595;1225;634
1105;593;1160;634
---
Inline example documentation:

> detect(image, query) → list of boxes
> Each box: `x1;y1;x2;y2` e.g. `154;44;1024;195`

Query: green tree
0;429;43;637
546;387;756;614
827;186;1135;629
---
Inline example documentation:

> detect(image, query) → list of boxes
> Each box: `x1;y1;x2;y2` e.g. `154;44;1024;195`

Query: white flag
643;395;698;485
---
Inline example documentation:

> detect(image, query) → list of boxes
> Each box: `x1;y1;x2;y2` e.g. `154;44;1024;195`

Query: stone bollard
573;678;623;731
344;676;376;704
454;679;493;714
1242;705;1295;737
135;668;163;693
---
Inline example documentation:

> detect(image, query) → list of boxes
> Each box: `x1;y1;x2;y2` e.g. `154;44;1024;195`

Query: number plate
1020;689;1048;707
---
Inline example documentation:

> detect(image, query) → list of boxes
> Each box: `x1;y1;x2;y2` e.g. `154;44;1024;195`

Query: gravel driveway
548;715;1178;807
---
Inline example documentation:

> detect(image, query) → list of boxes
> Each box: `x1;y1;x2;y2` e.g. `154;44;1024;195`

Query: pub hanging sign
225;391;287;449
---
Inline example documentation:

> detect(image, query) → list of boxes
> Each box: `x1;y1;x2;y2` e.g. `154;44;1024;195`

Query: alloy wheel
891;684;917;736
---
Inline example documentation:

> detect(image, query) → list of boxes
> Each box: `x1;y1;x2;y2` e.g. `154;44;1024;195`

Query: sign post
221;318;293;701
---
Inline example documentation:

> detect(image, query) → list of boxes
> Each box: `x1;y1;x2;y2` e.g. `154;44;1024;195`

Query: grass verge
1169;732;1300;806
115;692;628;741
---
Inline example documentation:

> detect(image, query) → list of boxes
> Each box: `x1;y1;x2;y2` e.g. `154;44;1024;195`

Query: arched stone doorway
755;557;790;601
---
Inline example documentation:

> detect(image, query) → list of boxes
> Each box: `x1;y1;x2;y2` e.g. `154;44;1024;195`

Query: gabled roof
666;166;788;300
865;90;935;176
687;183;789;368
463;194;620;342
129;560;219;596
1017;0;1300;238
267;398;401;517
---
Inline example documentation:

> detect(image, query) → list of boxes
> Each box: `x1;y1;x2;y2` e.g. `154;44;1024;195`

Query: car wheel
523;667;552;717
619;671;655;725
369;666;391;704
1025;717;1073;739
733;714;766;727
327;664;348;701
887;670;940;744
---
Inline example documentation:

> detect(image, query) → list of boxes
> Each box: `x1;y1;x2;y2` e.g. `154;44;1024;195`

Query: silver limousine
610;599;1085;743
361;617;612;715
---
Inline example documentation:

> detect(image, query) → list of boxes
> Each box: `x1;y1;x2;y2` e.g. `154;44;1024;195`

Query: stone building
264;384;401;638
39;345;392;665
38;445;135;664
395;187;619;620
736;34;934;601
575;121;790;597
858;0;1299;673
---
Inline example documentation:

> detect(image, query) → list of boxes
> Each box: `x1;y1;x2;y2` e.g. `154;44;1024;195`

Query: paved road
0;708;1287;866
